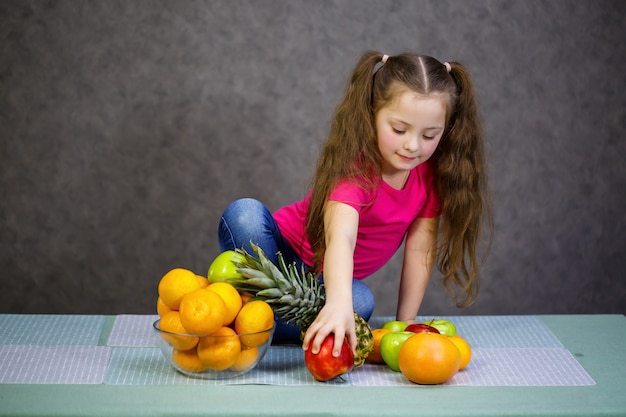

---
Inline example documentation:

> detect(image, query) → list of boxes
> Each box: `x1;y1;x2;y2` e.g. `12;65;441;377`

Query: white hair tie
381;54;389;64
444;62;451;73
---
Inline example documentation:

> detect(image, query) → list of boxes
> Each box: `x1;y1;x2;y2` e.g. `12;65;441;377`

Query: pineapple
227;242;373;367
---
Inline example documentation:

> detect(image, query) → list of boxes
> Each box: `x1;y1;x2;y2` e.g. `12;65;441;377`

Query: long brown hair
305;51;493;308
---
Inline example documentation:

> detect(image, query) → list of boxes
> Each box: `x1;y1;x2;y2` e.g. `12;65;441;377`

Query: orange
398;332;461;385
197;326;241;371
171;348;211;373
156;297;172;317
196;275;209;288
158;268;202;310
230;347;259;372
234;300;275;347
179;289;227;336
240;292;254;305
448;335;472;370
207;282;243;326
158;311;199;351
366;328;391;364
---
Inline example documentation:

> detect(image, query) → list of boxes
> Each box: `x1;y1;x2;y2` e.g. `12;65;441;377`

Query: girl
218;51;492;357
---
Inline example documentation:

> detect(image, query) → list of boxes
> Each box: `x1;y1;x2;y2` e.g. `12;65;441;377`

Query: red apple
304;335;354;381
405;323;440;334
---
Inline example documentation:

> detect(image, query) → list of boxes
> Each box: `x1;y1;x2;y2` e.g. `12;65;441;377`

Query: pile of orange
367;322;472;385
156;268;274;373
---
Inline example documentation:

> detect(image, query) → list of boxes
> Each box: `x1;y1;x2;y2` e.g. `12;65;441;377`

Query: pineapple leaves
230;242;327;327
257;288;284;298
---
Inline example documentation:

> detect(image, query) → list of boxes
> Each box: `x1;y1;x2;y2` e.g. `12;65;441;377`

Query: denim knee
352;279;375;321
218;198;268;253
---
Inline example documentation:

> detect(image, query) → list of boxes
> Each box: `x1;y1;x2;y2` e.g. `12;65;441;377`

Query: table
0;314;624;416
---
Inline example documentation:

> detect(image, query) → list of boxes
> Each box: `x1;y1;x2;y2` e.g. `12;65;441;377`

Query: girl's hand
302;302;356;357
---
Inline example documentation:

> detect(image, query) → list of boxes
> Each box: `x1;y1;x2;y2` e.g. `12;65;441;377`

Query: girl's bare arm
302;201;359;356
396;216;439;322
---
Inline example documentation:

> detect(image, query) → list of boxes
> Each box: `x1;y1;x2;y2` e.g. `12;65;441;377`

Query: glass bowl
152;319;275;379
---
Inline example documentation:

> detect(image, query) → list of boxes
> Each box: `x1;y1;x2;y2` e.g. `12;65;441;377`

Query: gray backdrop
2;0;625;317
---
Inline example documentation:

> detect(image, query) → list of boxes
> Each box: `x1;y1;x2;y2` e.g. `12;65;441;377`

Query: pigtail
435;62;493;307
305;51;384;271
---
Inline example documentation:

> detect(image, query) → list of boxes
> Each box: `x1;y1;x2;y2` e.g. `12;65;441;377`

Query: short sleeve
328;180;373;212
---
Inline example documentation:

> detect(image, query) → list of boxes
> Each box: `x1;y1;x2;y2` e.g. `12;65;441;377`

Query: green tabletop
0;314;624;417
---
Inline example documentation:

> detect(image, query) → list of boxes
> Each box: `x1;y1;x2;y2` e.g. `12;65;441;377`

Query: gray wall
2;1;625;317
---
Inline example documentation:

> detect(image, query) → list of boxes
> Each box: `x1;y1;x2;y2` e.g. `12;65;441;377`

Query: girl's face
375;90;448;182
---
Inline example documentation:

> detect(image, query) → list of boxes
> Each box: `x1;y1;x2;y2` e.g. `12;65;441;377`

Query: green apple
381;320;408;333
207;250;246;283
423;319;457;336
379;331;414;372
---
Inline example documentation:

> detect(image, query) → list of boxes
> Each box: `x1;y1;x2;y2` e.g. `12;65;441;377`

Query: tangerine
156;297;172;317
158;311;199;351
448;335;472;370
196;275;210;288
398;332;461;385
207;282;243;326
240;292;254;305
197;326;241;371
158;268;202;310
230;346;259;372
234;300;274;347
179;289;227;336
171;348;210;373
366;328;391;364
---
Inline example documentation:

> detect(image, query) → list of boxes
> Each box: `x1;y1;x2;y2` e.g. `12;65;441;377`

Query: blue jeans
218;198;375;343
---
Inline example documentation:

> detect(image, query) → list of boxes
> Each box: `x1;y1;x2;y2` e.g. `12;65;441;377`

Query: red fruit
304;335;354;382
405;323;440;334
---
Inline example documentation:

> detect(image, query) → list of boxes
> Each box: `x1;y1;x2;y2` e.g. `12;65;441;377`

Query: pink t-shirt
273;160;440;279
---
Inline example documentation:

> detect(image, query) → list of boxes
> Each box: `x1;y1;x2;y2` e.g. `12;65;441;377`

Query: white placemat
104;345;595;386
446;348;596;386
104;346;346;386
107;314;159;347
0;345;111;384
350;348;596;386
101;314;594;386
0;314;104;346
